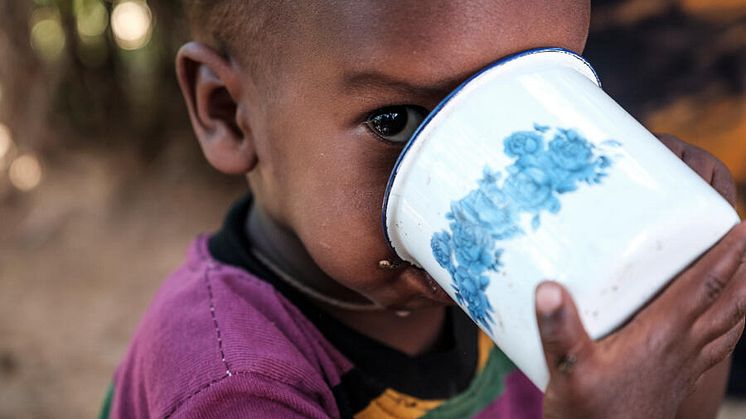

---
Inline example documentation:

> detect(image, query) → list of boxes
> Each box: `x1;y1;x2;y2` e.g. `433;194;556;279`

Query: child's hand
537;222;746;418
538;135;743;419
656;133;737;207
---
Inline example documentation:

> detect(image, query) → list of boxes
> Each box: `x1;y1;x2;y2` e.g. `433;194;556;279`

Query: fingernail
536;283;563;315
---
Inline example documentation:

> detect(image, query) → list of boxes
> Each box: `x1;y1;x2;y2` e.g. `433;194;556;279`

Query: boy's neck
246;201;448;356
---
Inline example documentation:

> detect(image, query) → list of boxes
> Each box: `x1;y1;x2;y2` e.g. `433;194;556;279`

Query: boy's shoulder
110;236;349;418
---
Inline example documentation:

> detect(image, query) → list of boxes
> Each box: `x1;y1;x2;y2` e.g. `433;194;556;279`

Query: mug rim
380;47;600;259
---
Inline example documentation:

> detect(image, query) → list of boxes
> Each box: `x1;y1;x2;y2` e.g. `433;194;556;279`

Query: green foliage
26;0;190;156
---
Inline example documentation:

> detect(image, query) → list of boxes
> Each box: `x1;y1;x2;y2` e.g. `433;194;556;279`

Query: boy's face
199;0;590;310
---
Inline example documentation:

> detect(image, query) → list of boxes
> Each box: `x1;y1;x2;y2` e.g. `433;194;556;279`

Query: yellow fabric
354;331;495;419
354;389;444;419
476;331;494;371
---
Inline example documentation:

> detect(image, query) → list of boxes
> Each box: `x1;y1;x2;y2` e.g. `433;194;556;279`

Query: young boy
104;1;746;417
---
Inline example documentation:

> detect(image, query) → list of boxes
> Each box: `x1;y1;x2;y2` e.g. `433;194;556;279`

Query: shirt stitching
205;265;232;377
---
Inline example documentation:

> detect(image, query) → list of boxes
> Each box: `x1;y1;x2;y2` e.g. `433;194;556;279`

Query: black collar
208;194;479;398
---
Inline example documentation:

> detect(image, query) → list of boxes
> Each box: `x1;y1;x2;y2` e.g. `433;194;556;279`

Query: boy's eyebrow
342;70;465;99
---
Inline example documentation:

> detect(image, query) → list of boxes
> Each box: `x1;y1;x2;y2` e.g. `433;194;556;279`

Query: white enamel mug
381;47;740;390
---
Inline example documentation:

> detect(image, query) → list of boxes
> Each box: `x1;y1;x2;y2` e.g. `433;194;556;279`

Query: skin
175;0;745;417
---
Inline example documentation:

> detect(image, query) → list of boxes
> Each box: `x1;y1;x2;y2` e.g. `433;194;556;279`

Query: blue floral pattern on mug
430;124;621;332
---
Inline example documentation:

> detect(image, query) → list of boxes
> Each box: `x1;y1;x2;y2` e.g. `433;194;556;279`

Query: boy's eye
365;105;427;144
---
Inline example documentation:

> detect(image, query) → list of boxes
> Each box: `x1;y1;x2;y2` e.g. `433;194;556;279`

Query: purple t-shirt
107;197;543;418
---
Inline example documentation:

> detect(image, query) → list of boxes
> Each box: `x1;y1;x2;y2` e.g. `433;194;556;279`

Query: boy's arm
168;372;332;419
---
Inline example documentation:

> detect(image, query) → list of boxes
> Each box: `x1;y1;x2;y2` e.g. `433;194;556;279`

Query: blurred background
0;0;744;417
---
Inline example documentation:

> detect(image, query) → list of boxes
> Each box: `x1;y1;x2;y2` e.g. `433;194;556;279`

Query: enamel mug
382;47;740;390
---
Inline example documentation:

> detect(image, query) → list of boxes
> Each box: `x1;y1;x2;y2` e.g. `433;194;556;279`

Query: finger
711;160;738;207
656;133;686;156
535;281;593;377
677;143;736;207
682;146;716;184
693;260;746;346
697;319;744;374
656;222;746;323
654;134;737;206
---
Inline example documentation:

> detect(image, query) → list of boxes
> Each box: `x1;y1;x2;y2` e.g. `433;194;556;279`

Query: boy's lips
401;266;454;305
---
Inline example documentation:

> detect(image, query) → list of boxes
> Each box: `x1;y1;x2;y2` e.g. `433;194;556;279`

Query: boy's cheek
259;98;415;293
287;183;404;281
295;191;390;267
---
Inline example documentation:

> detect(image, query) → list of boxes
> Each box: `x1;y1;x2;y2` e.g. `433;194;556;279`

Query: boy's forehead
311;0;590;94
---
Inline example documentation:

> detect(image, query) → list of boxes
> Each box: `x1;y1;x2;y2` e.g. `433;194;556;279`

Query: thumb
535;281;593;376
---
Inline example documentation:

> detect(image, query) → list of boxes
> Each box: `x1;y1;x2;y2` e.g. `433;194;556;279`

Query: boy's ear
176;42;257;174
